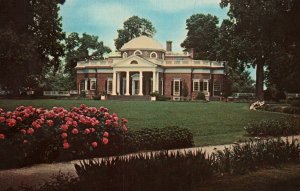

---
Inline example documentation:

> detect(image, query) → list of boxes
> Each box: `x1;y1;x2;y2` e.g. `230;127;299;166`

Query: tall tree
0;0;65;93
220;0;294;99
65;32;111;88
114;16;156;50
266;0;300;92
181;14;219;60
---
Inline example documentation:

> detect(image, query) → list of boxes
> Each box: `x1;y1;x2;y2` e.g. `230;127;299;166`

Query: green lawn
0;99;285;146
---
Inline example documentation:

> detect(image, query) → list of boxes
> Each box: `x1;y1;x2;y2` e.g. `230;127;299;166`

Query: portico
111;69;161;96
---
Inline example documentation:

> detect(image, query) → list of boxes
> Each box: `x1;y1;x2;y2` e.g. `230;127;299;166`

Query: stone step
108;95;150;101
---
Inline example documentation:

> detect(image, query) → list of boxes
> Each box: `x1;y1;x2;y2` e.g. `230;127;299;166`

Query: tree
266;0;300;92
65;32;111;88
0;0;65;93
181;14;219;60
114;16;156;50
220;0;295;99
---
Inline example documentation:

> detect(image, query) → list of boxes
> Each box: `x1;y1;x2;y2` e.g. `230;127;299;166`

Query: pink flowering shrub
0;105;128;167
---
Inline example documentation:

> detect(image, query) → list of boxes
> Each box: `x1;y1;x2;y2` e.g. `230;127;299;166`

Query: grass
0;99;286;146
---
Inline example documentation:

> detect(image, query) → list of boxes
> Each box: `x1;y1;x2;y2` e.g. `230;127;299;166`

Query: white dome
120;36;165;52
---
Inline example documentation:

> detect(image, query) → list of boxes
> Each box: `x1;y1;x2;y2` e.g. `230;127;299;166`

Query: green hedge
124;126;194;152
244;116;300;137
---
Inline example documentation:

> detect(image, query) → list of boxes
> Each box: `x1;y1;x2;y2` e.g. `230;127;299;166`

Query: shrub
212;138;300;174
282;106;300;115
156;95;171;101
124;126;194;153
195;91;206;100
244;116;300;137
74;151;213;191
0;105;128;169
79;91;86;98
263;88;286;101
291;100;300;108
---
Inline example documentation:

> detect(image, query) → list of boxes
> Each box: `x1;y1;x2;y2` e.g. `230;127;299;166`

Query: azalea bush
0;104;128;168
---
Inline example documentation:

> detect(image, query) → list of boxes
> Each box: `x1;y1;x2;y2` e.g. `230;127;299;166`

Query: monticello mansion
75;36;226;100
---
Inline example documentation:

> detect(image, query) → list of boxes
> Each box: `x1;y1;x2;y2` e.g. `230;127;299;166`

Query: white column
125;71;130;96
112;71;117;95
152;71;156;93
156;72;159;92
84;79;88;90
161;78;164;95
139;71;143;95
116;72;120;95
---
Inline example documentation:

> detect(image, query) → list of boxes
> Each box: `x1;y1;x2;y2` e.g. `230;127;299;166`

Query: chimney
189;48;195;59
166;41;172;52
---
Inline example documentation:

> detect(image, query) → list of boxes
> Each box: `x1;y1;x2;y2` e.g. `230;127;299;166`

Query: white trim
193;79;200;92
150;52;158;59
173;79;180;96
107;78;113;94
90;78;97;90
134;50;143;56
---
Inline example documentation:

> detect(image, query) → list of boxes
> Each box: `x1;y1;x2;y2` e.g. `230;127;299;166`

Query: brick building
75;36;226;100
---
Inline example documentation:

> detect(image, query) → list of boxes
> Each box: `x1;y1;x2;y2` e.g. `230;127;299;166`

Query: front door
132;80;139;95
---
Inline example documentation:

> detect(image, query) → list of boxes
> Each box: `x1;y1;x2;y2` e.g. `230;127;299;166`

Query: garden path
0;135;299;191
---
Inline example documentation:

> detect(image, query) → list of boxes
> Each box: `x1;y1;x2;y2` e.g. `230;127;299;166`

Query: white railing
43;91;71;97
76;60;112;67
286;93;300;98
163;60;224;67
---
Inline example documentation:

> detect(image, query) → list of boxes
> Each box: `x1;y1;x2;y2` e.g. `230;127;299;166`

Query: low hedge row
244;116;300;137
124;126;194;152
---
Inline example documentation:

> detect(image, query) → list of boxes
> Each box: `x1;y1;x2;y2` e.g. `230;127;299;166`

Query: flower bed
0;105;128;168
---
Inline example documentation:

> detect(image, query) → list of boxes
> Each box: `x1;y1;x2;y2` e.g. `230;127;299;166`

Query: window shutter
180;81;183;96
171;81;173;96
105;80;107;92
87;80;90;90
200;81;204;91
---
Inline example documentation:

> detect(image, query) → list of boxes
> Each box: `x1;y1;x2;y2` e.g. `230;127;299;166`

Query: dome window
134;50;143;56
130;60;138;64
123;52;128;58
150;52;158;59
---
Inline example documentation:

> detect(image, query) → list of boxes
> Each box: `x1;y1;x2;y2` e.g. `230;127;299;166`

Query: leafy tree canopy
114;16;156;50
181;14;219;60
65;32;111;87
0;0;65;93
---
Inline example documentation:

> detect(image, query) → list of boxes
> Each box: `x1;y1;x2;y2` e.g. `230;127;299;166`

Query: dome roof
120;36;165;52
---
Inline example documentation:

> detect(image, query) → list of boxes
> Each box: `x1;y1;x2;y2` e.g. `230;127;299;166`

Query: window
150;52;158;59
134;50;142;56
203;80;209;92
123;52;127;58
213;81;221;96
90;79;96;90
79;80;85;91
107;78;113;94
198;80;209;92
193;79;200;92
130;60;138;64
173;79;181;96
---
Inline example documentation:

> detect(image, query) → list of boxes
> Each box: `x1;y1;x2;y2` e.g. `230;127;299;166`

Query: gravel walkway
1;135;299;190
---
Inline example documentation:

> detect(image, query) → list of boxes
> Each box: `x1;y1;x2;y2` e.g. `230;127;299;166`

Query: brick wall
164;73;192;97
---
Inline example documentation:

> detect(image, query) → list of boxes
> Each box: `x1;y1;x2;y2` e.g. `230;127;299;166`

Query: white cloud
148;0;221;12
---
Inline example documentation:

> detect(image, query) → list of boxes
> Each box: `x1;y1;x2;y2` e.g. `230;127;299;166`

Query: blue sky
59;0;256;80
60;0;228;52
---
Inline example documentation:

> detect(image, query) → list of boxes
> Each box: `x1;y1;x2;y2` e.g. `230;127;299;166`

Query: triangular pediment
113;55;157;68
